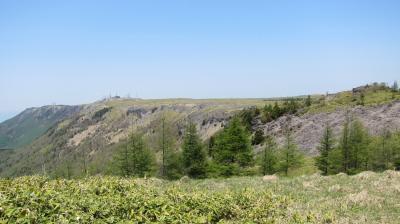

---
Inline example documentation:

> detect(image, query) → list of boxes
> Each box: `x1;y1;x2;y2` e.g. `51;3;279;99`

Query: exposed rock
126;108;148;118
258;101;400;155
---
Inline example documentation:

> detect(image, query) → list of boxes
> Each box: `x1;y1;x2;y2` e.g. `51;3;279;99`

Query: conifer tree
161;117;166;176
208;136;216;158
164;150;184;180
348;119;370;174
372;128;393;171
392;81;398;92
115;139;131;176
262;104;274;122
156;115;182;179
316;123;335;175
114;133;156;177
182;122;207;178
340;112;352;174
359;93;365;106
305;95;312;107
214;116;254;167
272;102;281;119
337;114;370;174
391;132;400;170
259;135;277;175
252;129;265;145
130;133;156;177
278;117;303;176
327;148;343;174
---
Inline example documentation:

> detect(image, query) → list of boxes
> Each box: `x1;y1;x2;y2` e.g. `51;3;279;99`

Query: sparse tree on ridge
392;81;398;92
305;95;312;107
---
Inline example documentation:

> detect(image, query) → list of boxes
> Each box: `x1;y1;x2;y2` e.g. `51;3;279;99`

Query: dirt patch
68;124;100;146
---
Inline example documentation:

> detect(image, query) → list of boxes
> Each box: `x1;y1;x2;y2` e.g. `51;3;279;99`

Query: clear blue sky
1;0;400;121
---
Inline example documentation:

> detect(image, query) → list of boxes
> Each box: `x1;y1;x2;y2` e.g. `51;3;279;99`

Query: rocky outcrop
258;101;400;155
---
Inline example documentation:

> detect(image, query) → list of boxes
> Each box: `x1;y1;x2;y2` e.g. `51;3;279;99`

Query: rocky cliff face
258;101;400;155
58;99;256;149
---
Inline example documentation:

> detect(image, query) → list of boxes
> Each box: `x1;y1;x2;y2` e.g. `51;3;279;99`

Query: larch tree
278;117;303;176
316;123;335;175
340;112;352;174
214;116;254;170
182;122;207;178
260;135;278;175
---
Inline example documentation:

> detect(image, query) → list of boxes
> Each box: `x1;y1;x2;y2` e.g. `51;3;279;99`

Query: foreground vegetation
1;171;399;223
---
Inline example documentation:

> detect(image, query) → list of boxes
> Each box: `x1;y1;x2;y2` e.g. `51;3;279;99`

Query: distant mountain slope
0;105;82;149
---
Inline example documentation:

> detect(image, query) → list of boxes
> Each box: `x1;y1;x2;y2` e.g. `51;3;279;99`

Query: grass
1;171;399;223
307;89;400;114
184;171;400;223
103;98;270;108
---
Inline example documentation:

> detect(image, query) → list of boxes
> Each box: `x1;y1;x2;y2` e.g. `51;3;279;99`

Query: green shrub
0;176;297;223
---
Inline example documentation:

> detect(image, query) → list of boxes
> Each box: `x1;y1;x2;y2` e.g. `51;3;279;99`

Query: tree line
112;113;307;179
316;113;400;175
113;111;400;180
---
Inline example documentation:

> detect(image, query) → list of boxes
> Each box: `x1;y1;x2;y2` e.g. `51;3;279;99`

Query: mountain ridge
0;83;399;177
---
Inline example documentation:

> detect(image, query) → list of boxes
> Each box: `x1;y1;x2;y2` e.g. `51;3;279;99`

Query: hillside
259;100;400;155
0;98;269;177
0;84;399;177
0;105;82;149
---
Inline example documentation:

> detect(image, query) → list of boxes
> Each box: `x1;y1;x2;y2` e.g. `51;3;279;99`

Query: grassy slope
307;88;400;114
1;171;399;223
0;106;81;149
0;116;54;149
